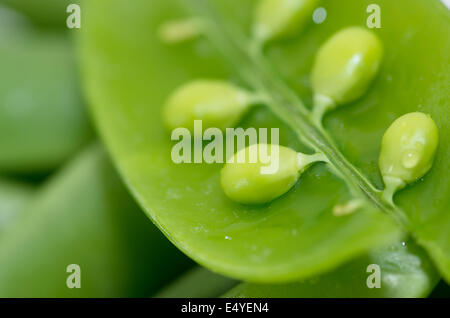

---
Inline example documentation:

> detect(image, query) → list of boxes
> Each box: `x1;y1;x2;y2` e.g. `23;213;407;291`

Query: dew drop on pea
220;144;300;205
253;0;319;43
379;112;439;191
163;80;253;133
311;27;383;106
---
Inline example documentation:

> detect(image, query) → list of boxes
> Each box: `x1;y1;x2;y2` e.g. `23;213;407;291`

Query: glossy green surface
311;27;383;105
379;112;439;187
0;11;92;173
0;145;191;297
224;241;439;298
81;0;449;282
220;144;300;204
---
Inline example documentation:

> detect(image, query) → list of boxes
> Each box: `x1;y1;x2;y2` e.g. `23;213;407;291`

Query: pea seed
379;112;439;203
253;0;319;43
220;144;326;204
158;19;203;44
163;80;255;134
311;27;383;122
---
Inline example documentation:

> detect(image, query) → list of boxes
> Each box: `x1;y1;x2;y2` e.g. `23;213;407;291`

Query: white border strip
442;0;450;9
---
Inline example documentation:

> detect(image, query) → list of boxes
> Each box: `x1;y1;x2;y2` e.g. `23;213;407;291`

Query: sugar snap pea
0;145;192;297
81;0;450;284
0;10;92;173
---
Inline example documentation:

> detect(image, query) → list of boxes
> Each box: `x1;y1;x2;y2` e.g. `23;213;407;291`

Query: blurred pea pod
0;0;77;27
224;241;439;298
0;7;92;174
0;144;192;297
155;267;237;298
156;241;441;298
0;178;34;234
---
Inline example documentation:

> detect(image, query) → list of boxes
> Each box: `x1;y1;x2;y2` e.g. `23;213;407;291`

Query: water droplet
225;236;232;240
312;7;327;24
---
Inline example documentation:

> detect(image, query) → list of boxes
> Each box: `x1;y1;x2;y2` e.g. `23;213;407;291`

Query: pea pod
155;267;237;298
0;145;192;297
0;10;92;173
80;0;450;283
0;178;34;235
221;144;326;204
224;241;440;298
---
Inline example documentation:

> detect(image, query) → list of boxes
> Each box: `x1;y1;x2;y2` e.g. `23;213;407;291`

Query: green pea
158;19;203;44
220;144;325;204
379;112;439;202
163;80;254;133
253;0;319;43
311;27;383;122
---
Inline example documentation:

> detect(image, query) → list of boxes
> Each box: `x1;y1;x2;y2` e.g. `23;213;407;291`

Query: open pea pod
268;0;450;280
0;145;192;297
80;0;449;283
224;241;440;298
0;8;92;174
0;178;34;235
